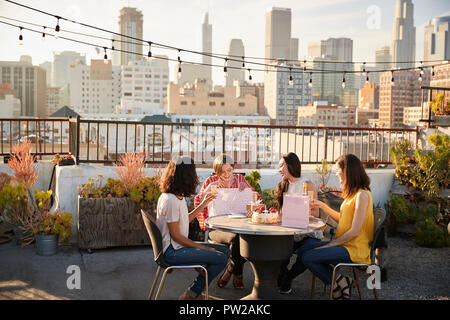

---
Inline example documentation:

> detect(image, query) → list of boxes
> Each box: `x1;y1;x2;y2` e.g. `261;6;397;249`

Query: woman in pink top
194;154;260;289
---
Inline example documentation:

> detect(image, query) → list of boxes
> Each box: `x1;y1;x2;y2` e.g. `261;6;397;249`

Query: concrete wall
53;164;394;242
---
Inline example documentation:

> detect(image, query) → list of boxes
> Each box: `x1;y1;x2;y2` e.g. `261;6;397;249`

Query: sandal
217;262;233;288
340;276;353;300
332;274;345;300
233;275;244;289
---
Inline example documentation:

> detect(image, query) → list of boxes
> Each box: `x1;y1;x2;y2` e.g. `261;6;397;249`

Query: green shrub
262;188;277;209
245;170;262;196
415;219;450;248
387;193;411;224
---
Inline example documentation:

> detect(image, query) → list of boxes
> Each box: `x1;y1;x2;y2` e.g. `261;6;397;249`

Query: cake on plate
251;207;279;224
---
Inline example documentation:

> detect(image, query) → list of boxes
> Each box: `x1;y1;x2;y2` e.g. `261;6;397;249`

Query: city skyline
0;0;449;86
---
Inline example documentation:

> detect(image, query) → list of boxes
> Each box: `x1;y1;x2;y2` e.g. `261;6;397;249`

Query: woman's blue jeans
287;237;352;286
164;242;230;298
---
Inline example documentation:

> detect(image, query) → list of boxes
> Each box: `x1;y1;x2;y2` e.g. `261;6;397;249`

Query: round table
206;215;325;300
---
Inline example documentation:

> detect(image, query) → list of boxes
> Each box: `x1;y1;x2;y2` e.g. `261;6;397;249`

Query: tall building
307;58;358;107
202;12;213;87
39;61;52;86
424;16;450;66
46;87;62;116
359;83;379;110
375;46;392;69
264;61;312;125
290;38;299;61
430;63;450;87
118;57;169;115
378;70;429;128
265;7;293;61
0;56;46;116
391;0;415;68
119;7;144;66
307;38;353;62
52;51;86;87
69;59;121;114
225;39;245;87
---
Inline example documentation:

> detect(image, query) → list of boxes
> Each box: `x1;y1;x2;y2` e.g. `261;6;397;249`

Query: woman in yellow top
289;154;374;299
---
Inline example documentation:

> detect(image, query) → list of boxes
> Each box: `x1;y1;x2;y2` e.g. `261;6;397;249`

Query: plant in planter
19;190;73;254
429;94;450;116
77;152;162;250
245;170;262;196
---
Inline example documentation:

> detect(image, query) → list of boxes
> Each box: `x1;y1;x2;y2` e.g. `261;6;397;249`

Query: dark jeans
283;237;352;286
209;229;247;275
164;242;230;298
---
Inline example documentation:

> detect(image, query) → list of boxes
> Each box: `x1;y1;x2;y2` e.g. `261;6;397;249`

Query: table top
205;215;326;236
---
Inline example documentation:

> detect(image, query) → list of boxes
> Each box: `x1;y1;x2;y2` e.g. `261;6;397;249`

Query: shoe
217;262;233;288
278;287;293;295
233;275;244;289
332;274;345;300
340;276;353;300
178;291;204;300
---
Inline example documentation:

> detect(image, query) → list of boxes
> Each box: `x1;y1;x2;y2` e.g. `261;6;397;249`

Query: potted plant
429;94;450;127
77;152;162;250
18;189;73;255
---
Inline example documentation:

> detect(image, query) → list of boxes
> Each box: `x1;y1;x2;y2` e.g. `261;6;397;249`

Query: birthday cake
251;207;280;224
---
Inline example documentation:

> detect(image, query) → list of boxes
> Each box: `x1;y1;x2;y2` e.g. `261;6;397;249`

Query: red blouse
194;174;261;231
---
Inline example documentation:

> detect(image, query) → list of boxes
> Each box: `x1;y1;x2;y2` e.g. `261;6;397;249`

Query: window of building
181;101;188;105
239;102;245;107
209;101;216;106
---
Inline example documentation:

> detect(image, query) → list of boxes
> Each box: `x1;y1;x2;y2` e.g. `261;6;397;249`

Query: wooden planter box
434;115;450;127
78;196;152;250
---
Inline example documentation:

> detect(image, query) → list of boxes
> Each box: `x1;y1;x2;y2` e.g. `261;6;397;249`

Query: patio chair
140;209;209;300
310;207;386;300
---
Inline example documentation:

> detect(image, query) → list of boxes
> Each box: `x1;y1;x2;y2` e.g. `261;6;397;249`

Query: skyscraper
52;51;86;87
265;7;292;61
225;39;245;87
375;46;392;69
391;0;415;68
307;38;353;62
118;7;144;66
202;12;212;87
424;16;450;66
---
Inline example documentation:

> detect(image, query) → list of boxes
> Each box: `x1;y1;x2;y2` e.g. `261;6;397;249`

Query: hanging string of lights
3;0;449;73
1;18;448;89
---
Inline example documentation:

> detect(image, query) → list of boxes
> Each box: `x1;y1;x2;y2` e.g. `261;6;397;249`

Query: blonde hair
213;154;235;175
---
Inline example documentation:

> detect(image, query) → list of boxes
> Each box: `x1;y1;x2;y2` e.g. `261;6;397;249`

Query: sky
0;0;449;85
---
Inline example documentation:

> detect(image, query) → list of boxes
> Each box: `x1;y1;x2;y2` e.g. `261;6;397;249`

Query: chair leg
352;267;363;300
148;266;162;300
155;267;172;300
310;275;316;300
329;267;338;300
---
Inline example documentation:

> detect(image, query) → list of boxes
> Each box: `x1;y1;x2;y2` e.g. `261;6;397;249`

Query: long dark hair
335;154;370;198
276;152;301;209
159;156;199;197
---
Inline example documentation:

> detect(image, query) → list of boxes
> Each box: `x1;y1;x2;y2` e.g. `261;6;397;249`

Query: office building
118;7;144;66
424;16;450;66
225;39;245;87
391;0;415;68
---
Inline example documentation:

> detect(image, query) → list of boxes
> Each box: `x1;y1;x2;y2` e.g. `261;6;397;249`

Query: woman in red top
194;154;260;289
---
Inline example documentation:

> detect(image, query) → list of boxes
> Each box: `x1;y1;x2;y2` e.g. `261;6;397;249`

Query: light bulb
42;27;46;42
289;76;293;87
18;31;23;46
342;77;346;89
248;69;252;81
242;56;245;69
55;17;60;39
418;75;423;82
178;63;182;77
308;78;312;88
366;75;370;84
103;48;108;64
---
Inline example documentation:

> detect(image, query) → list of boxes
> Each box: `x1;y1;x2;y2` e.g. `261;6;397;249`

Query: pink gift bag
281;194;310;229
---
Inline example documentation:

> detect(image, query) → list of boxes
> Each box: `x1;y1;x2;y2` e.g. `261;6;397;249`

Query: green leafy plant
262;188;277;209
429;94;450;116
245;170;262;196
415;219;450;248
315;159;333;190
0;183;29;225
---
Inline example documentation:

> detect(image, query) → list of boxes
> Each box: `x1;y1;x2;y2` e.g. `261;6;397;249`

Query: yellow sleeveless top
335;189;374;264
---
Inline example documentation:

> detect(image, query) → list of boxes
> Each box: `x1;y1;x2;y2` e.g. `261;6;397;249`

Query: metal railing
72;117;418;167
0;117;419;167
0;118;71;161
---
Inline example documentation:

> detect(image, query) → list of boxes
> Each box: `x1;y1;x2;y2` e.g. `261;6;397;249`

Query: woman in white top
275;152;320;294
157;156;230;300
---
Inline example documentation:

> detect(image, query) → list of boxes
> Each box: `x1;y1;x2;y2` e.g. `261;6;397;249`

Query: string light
308;72;313;88
224;58;228;74
342;73;346;89
177;49;181;62
54;16;60;39
147;41;152;60
362;62;367;76
248;69;252;81
18;26;23;45
103;47;108;64
41;26;45;42
241;56;245;69
289;68;293;86
366;72;370;84
111;39;115;51
431;66;435;77
391;71;395;86
178;61;182;77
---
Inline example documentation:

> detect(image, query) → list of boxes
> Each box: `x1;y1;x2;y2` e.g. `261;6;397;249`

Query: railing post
69;116;80;164
324;129;328;161
222;120;226;157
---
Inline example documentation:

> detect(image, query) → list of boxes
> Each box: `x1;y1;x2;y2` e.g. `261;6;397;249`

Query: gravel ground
0;234;449;300
287;235;450;300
